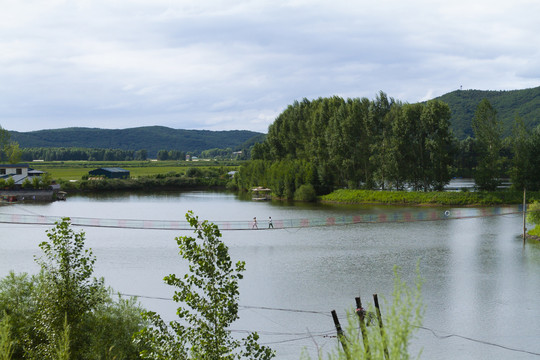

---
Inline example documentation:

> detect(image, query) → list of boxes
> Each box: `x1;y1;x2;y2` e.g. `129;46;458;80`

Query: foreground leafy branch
136;211;275;360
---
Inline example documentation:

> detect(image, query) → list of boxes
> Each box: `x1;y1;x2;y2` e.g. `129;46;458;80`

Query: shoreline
319;189;536;207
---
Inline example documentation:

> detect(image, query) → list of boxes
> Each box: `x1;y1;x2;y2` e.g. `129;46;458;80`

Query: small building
0;164;57;202
0;164;44;186
0;164;29;177
88;167;130;179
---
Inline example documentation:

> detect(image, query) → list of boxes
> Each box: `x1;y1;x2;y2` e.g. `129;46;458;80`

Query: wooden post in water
373;294;390;360
523;187;527;245
355;296;371;360
331;310;350;359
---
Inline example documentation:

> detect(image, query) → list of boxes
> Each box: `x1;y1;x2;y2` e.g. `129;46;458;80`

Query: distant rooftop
99;167;129;172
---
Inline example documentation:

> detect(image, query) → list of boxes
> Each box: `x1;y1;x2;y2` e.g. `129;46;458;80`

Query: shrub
185;167;203;178
21;178;33;190
0;220;147;360
294;184;317;202
304;266;423;360
5;178;14;189
0;312;14;360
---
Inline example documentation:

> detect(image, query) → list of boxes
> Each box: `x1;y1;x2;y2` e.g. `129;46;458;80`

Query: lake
1;191;539;359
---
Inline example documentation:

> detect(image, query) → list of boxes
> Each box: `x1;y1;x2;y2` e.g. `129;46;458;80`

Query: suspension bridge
0;205;526;231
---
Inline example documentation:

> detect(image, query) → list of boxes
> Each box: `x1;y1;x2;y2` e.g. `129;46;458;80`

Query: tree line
19;148;150;162
234;93;538;199
18;147;249;161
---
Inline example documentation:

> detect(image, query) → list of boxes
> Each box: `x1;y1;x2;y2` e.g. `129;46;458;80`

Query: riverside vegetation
6;160;240;192
4;91;540;205
232;93;540;205
320;189;540;206
0;215;272;360
0;214;426;360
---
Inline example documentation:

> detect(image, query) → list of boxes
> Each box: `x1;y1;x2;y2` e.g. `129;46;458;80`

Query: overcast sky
1;0;539;133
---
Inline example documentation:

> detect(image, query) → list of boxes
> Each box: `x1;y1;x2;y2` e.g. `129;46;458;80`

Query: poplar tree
420;100;454;191
472;99;502;191
510;116;530;190
33;218;105;359
137;211;274;360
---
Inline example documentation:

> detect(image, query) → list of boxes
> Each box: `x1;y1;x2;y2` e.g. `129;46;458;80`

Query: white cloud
0;0;539;133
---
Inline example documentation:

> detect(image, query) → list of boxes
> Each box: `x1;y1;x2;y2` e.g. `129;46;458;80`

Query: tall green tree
0;126;20;164
135;149;148;161
509;116;530;190
32;218;106;359
397;103;425;190
524;126;540;191
136;211;274;360
4;143;22;164
472;99;502;191
421;100;454;191
367;92;394;190
0;220;146;360
156;150;169;160
371;103;399;190
455;137;477;178
348;98;373;188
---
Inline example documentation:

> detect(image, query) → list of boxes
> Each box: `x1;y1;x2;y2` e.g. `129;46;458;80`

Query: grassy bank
320;189;540;206
22;160;240;192
58;175;229;192
30;160;242;181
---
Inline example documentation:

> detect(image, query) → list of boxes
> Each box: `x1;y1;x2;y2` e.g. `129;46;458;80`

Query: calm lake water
1;191;539;359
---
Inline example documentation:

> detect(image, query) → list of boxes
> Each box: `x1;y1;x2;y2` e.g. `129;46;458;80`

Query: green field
29;160;242;181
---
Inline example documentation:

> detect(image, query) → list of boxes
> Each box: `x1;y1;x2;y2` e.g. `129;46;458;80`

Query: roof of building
91;167;130;173
0;174;29;185
0;164;29;168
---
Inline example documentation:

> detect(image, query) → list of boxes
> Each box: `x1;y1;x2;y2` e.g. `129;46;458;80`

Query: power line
239;305;332;317
116;292;540;356
117;292;331;316
417;326;540;357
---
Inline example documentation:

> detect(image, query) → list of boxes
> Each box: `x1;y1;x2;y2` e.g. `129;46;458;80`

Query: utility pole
523;187;527;245
331;310;350;359
355;296;371;359
373;294;390;360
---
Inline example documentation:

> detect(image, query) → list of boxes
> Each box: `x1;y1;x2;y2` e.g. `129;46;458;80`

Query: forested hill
433;86;540;139
9;126;265;157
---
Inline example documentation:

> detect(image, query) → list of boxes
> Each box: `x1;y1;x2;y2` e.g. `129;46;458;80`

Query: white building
0;164;45;185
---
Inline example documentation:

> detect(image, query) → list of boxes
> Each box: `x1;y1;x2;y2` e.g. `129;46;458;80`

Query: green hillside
9;126;264;157
433;86;540;139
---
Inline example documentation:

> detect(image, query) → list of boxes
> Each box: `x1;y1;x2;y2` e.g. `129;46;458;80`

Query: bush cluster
320;189;540;206
0;219;146;360
59;168;231;192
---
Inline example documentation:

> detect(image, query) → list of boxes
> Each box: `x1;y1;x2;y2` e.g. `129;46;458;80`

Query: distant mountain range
9;126;265;157
8;86;540;153
433;85;540;139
